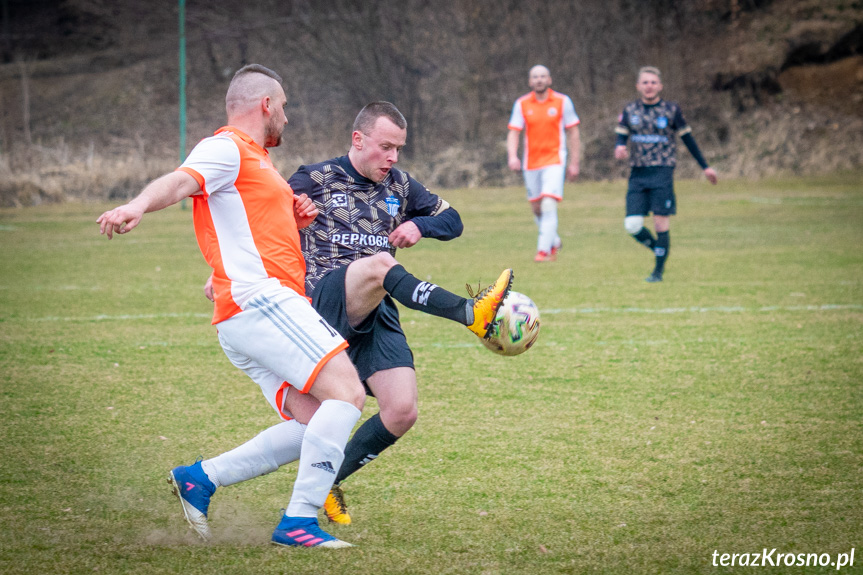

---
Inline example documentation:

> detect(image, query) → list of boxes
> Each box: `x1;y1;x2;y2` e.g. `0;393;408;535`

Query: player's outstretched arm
97;171;200;239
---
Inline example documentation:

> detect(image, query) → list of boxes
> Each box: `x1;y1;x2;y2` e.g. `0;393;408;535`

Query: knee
624;215;644;235
380;400;418;435
368;252;398;282
345;380;367;411
530;201;542;217
540;197;557;213
330;380;366;412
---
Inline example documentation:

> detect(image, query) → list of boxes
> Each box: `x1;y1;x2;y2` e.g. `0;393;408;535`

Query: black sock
335;412;399;484
383;264;470;324
653;231;670;275
632;227;656;250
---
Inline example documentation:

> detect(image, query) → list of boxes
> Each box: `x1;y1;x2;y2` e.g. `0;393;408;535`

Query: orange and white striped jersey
178;126;306;325
508;90;579;171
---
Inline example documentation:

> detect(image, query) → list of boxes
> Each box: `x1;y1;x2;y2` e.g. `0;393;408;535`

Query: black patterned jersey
289;155;456;295
615;99;692;168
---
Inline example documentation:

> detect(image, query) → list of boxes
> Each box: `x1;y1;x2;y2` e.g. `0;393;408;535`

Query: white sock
285;399;361;518
537;197;558;253
201;419;306;488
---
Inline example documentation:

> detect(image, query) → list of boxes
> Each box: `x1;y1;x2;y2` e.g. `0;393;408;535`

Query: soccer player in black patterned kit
615;66;718;282
289;101;513;524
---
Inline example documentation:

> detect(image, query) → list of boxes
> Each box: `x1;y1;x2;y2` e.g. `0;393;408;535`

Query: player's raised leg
624;215;656;251
344;252;512;340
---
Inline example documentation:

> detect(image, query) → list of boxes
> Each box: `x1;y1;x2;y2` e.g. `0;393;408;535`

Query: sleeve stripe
431;199;450;216
678;126;692;136
177;166;207;196
615;127;629;136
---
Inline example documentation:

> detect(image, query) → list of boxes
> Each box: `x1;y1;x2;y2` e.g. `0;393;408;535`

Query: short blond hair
638;66;661;81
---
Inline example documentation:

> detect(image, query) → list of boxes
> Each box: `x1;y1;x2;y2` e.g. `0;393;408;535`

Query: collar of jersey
337;154;381;186
215;126;269;157
638;99;664;108
531;89;558;103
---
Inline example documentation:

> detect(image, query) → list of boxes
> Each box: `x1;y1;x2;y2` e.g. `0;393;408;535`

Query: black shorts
626;166;676;216
311;265;414;388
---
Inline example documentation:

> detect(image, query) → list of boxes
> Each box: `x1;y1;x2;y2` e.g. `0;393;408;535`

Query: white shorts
523;164;564;202
216;287;348;420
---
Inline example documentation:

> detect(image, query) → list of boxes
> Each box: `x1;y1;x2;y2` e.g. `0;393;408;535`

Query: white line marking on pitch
541;304;863;314
28;312;213;322
16;303;862;324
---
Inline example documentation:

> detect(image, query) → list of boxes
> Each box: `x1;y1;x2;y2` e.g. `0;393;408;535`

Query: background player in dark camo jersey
614;66;718;282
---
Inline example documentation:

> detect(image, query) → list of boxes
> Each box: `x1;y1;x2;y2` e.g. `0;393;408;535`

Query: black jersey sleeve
672;105;709;169
403;175;463;241
287;165;315;198
681;133;709;169
411;207;463;240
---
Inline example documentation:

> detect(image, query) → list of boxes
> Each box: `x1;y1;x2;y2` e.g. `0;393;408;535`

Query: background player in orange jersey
507;65;581;262
98;64;365;549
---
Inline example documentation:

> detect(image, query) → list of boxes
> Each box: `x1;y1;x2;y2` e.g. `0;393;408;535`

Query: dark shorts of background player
626;166;676;217
311;265;415;395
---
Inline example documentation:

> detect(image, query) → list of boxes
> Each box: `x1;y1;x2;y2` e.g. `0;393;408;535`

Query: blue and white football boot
168;461;216;541
271;515;353;549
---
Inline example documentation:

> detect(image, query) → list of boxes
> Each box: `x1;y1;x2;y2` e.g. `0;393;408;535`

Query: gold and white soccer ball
481;291;541;356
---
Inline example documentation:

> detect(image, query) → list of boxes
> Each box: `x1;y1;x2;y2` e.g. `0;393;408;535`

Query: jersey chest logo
630;113;640;126
547;107;558;117
330;193;348;208
385;195;400;217
655;116;668;129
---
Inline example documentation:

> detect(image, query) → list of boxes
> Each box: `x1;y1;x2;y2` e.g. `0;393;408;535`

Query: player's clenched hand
704;167;718;185
566;164;580;181
388;221;421;249
508;157;522;172
97;204;144;239
204;273;215;302
614;145;629;161
293;193;318;229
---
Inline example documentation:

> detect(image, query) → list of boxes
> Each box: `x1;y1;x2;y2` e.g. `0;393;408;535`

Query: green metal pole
179;0;187;209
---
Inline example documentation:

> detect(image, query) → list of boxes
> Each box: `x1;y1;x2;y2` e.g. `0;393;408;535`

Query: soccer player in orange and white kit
507;65;581;262
97;64;364;549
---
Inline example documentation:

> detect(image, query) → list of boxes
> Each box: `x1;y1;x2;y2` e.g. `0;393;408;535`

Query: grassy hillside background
0;0;862;206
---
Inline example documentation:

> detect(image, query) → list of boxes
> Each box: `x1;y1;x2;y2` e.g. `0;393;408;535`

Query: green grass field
1;174;861;574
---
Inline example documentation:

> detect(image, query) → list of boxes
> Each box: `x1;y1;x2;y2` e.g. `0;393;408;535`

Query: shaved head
529;65;550;78
226;64;283;116
528;65;552;96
